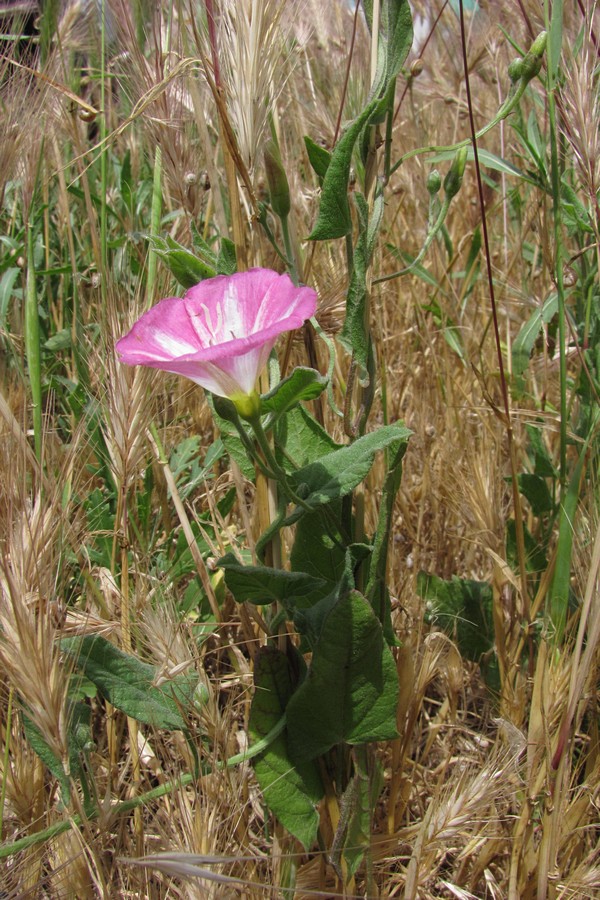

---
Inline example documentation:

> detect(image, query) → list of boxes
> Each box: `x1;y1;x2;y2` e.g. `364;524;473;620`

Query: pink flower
116;268;317;405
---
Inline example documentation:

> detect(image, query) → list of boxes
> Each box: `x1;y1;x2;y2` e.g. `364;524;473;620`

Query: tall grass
0;0;599;897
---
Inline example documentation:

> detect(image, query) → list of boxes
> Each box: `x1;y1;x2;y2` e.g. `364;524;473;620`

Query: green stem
372;195;451;284
249;416;310;512
280;215;299;285
26;226;42;462
146;145;162;300
0;715;287;861
388;75;532;177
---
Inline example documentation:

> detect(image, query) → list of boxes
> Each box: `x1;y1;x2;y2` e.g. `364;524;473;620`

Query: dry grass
1;0;599;897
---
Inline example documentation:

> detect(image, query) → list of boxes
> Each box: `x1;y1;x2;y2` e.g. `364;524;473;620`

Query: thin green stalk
26;226;42;462
388;47;544;176
280;216;299;286
146;145;163;300
249;416;310;512
0;715;287;861
545;0;567;490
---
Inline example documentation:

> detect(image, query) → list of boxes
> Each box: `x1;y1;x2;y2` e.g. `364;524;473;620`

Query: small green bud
443;146;468;200
520;30;547;82
508;57;524;83
231;389;261;422
264;140;291;220
427;169;442;195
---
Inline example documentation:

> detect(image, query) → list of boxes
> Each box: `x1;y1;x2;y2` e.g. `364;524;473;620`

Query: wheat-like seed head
217;0;290;172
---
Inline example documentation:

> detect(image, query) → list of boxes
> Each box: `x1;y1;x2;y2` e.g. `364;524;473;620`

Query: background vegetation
0;0;599;897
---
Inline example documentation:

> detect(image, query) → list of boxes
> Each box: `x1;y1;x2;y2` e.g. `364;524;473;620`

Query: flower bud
264;140;291;220
508;57;524;83
443;147;468;200
520;30;547;82
427;169;442;195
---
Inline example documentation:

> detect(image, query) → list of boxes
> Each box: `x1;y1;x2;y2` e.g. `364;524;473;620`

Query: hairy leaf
250;647;323;850
286;591;399;760
61;635;199;732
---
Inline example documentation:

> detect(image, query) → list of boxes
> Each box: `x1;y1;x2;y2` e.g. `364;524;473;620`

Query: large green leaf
290;507;347;607
218;552;326;608
517;473;554;515
418;572;494;661
308;99;378;241
276;405;340;471
286;591;399;761
61;635;200;732
249;647;323;850
286;421;412;519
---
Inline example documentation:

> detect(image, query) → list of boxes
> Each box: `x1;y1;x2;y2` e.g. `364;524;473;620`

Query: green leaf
44;328;72;352
512;292;559;376
22;701;93;805
145;235;216;288
443;324;465;360
261;368;328;419
526;423;557;478
286;421;412;518
61;635;200;732
0;267;21;331
383;0;413;83
430;146;537;185
249;646;323;850
339;194;371;383
218;552;326;608
276;405;340;471
506;519;548;575
308;99;379;241
216;237;238;275
560;179;593;233
341;755;384;878
418;572;494;661
366;436;409;640
517;473;554;515
549;444;587;641
292;546;363;649
304;136;331;182
286;591;399;761
290;507;347;608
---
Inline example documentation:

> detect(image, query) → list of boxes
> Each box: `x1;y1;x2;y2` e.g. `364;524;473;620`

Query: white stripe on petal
152;332;198;356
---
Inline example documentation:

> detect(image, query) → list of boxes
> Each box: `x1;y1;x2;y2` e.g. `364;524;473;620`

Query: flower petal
116;268;318;399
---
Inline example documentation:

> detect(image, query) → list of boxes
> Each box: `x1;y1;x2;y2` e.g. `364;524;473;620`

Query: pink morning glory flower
116;268;317;413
